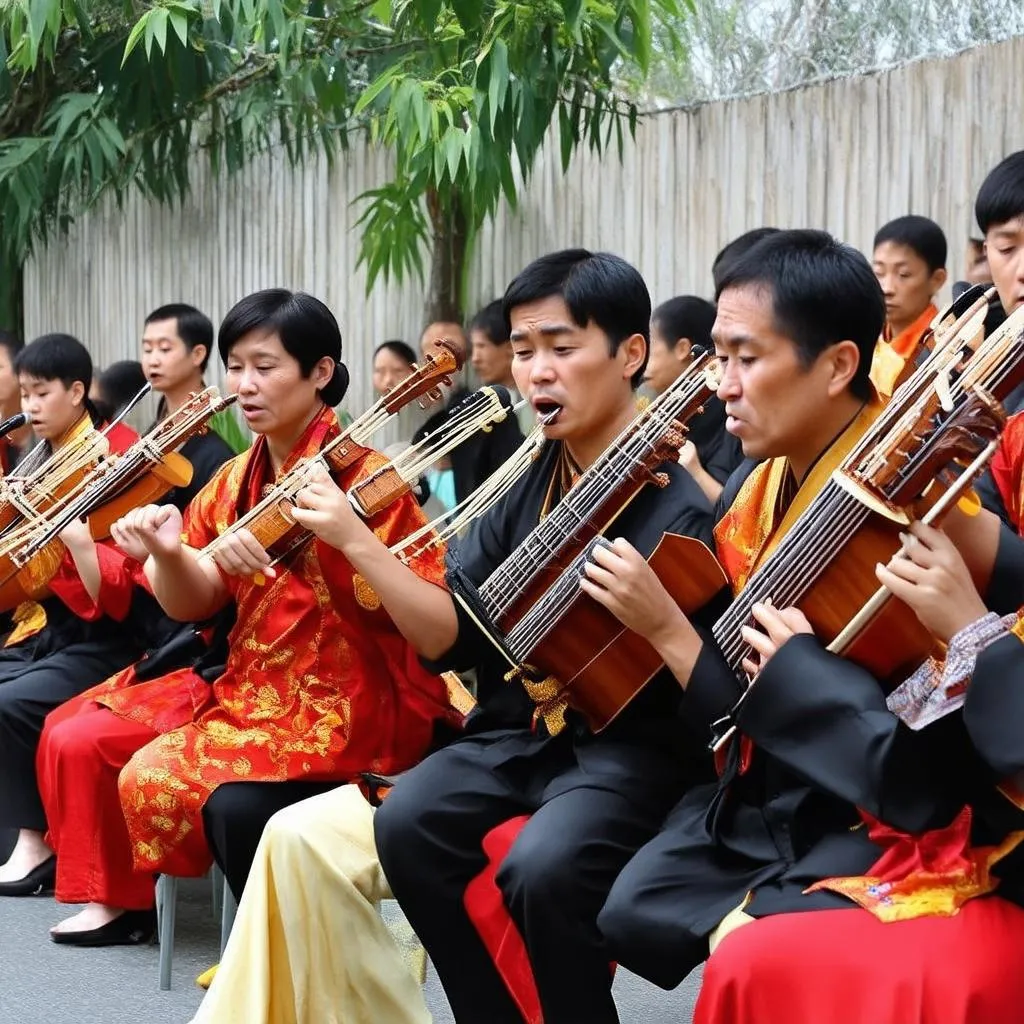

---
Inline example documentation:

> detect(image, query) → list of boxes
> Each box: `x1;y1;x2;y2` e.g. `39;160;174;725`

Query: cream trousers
192;783;432;1024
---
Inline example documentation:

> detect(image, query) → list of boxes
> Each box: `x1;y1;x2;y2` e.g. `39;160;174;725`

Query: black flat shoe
50;908;157;947
0;855;56;897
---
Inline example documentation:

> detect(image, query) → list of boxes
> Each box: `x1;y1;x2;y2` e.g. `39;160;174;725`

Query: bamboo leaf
122;12;151;66
169;9;190;46
487;37;508;134
145;7;170;57
353;66;399;117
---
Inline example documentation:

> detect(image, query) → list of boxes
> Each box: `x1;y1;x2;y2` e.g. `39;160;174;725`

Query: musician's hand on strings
111;504;183;560
209;528;275;579
291;463;367;552
580;537;688;645
875;521;988;642
59;516;94;555
740;601;813;678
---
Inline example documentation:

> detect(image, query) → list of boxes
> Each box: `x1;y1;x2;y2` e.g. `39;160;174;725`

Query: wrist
149;544;187;568
646;604;691;652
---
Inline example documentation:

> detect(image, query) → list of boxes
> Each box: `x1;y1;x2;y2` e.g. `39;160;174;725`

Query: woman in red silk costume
36;290;460;946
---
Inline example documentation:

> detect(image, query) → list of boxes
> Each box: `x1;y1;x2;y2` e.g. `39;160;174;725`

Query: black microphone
0;413;27;438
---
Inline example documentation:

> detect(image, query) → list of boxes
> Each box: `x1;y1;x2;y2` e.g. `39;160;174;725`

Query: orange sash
714;398;885;593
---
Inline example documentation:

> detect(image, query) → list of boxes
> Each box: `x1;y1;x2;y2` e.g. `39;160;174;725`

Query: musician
143;304;241;499
90;360;148;424
0;334;144;895
42;290;458;942
975;151;1024;526
0;329;29;473
294;249;715;1023
469;299;534;435
653;521;1024;1023
869;215;948;397
597;229;1024;1018
645;295;743;502
35;310;240;943
451;300;528;500
372;339;417;396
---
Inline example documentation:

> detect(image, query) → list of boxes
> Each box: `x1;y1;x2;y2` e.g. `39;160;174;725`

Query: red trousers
694;899;1024;1024
37;698;160;909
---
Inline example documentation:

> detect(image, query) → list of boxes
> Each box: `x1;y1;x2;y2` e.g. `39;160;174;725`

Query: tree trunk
0;253;23;337
424;188;469;325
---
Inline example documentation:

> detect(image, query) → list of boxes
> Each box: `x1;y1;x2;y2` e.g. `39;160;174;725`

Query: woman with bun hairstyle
34;291;461;943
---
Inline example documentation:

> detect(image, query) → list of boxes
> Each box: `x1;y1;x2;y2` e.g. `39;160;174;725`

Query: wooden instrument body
350;466;409;518
87;452;193;539
521;534;729;732
787;511;938;686
237;440;374;564
496;475;654;634
0;452;194;613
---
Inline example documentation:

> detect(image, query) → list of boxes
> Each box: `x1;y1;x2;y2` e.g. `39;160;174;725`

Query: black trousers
374;727;687;1024
202;779;339;901
0;644;136;831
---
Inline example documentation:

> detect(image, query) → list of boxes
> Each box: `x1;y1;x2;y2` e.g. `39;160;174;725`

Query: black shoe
50;908;157;947
0;855;56;897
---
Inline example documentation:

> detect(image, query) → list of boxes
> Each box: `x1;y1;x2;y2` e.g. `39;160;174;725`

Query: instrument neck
158;377;207;418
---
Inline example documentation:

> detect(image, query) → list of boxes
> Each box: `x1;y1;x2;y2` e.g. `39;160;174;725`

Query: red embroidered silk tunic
115;406;456;875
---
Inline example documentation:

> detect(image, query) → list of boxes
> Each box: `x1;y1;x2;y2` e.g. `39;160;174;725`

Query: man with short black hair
869;214;948;396
598;228;1016;1021
314;249;716;1023
142;303;237;507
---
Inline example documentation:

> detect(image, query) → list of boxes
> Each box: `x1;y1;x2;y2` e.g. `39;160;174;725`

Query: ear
824;339;862;398
929;267;948;295
69;380;86;407
190;344;208;370
673;337;693;365
312;355;335;390
620;333;648;382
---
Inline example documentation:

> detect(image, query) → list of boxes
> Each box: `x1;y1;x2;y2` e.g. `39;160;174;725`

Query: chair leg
220;883;237;956
156;875;178;991
211;864;224;921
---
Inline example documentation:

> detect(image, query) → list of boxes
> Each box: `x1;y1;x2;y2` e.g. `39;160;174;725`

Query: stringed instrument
199;341;462;568
469;298;1024;734
0;388;238;611
261;385;524;569
0;384;158;537
0;424;111;538
448;355;727;727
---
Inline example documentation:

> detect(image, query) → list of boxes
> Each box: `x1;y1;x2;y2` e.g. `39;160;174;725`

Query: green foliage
209;406;252;452
353;0;680;290
0;0;679;323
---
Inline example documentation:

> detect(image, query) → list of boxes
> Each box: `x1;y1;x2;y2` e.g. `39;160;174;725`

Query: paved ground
0;828;700;1023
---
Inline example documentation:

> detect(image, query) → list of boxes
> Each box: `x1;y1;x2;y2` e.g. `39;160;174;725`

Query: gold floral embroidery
353;573;382;610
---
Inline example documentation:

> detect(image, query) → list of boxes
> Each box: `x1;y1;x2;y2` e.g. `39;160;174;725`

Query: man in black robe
301;248;721;1023
596;229;1024;1006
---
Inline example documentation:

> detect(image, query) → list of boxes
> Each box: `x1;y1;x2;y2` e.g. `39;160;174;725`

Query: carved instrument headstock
853;388;1006;507
381;340;463;414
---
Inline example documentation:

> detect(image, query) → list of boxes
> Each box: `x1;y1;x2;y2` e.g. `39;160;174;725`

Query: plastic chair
155;865;237;990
